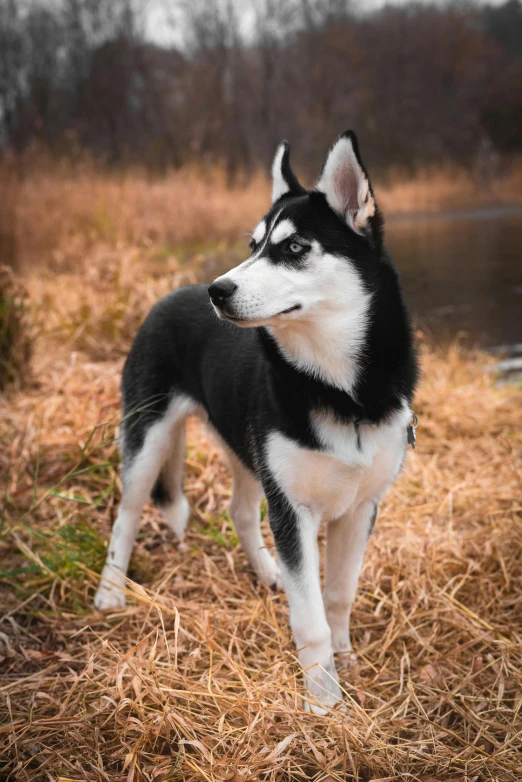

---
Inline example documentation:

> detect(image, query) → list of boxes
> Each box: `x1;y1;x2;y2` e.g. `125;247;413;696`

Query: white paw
94;567;127;611
336;649;358;664
256;552;283;590
330;621;356;656
302;661;343;714
94;584;127;611
162;495;190;539
332;632;354;655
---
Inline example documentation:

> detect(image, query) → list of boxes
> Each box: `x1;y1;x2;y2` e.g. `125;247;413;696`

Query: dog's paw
161;494;190;539
330;625;356;657
94;570;127;611
302;661;343;715
337;650;358;665
334;636;358;663
332;637;357;659
94;585;127;611
256;553;283;591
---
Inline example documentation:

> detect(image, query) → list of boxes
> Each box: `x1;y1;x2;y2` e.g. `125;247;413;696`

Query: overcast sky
144;0;509;47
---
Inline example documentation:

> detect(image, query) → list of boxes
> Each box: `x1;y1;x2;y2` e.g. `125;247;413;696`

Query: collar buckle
407;412;418;449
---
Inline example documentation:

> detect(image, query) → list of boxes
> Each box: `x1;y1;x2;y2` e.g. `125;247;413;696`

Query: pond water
387;206;522;349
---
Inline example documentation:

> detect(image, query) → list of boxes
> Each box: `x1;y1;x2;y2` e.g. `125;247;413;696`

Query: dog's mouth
218;303;302;324
279;304;302;315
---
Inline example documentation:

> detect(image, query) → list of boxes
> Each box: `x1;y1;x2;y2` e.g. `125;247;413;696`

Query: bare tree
1;0;522;173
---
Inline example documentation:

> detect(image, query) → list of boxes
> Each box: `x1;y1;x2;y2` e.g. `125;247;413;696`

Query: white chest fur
266;402;410;522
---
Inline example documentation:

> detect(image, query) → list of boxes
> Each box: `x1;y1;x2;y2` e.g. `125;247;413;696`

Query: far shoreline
387;202;522;224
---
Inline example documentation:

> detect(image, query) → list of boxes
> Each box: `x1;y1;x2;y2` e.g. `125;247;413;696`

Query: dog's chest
266;405;410;521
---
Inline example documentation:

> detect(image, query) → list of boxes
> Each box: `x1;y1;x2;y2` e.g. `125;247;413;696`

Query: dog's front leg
324;498;377;654
266;487;342;714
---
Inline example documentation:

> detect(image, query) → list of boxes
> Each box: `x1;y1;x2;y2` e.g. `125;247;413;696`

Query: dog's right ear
271;141;306;204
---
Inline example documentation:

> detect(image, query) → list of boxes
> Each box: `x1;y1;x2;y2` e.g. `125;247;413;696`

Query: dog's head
208;131;384;329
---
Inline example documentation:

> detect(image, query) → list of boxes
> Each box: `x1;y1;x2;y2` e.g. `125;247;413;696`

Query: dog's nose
208;279;237;302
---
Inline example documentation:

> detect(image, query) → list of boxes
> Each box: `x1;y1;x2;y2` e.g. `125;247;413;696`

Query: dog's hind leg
324;499;377;655
94;396;194;611
227;452;281;589
94;443;166;611
152;420;190;540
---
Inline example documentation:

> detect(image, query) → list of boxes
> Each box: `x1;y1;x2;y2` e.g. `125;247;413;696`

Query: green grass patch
200;510;239;549
1;519;106;609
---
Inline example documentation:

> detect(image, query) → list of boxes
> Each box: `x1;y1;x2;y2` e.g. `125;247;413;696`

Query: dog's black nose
208;279;237;302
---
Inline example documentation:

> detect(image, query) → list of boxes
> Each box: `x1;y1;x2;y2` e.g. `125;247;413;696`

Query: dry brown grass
8;164;269;270
0;230;521;781
0;265;32;391
378;162;522;215
2;157;522;271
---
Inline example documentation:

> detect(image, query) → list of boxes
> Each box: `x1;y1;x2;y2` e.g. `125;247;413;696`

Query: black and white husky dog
94;131;418;713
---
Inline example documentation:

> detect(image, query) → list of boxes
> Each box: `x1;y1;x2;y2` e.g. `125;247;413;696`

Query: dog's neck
259;258;418;424
266;298;370;397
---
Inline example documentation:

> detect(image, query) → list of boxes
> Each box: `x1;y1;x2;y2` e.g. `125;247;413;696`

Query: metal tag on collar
407;413;418;449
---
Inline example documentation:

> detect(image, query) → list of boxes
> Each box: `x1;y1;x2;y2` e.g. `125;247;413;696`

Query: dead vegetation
0;179;521;781
3;158;522;271
0;265;32;392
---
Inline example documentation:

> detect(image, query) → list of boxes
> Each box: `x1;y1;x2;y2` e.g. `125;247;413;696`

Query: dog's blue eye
289;242;303;253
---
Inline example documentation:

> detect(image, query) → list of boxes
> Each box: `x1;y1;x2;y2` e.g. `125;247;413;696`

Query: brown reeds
0;265;32;392
0;186;521;781
2;157;522;271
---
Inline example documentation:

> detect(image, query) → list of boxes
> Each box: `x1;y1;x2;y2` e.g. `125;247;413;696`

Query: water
387;206;522;349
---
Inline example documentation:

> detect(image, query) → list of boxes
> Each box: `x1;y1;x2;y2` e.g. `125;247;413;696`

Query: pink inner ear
335;161;360;213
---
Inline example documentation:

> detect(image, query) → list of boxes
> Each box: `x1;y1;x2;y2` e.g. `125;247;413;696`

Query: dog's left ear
316;131;381;240
272;141;306;204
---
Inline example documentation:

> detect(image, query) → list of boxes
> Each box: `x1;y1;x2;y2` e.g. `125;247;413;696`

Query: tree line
1;0;521;178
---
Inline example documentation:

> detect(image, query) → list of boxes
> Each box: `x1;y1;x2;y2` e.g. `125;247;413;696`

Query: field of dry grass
0;166;522;781
2;156;522;271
